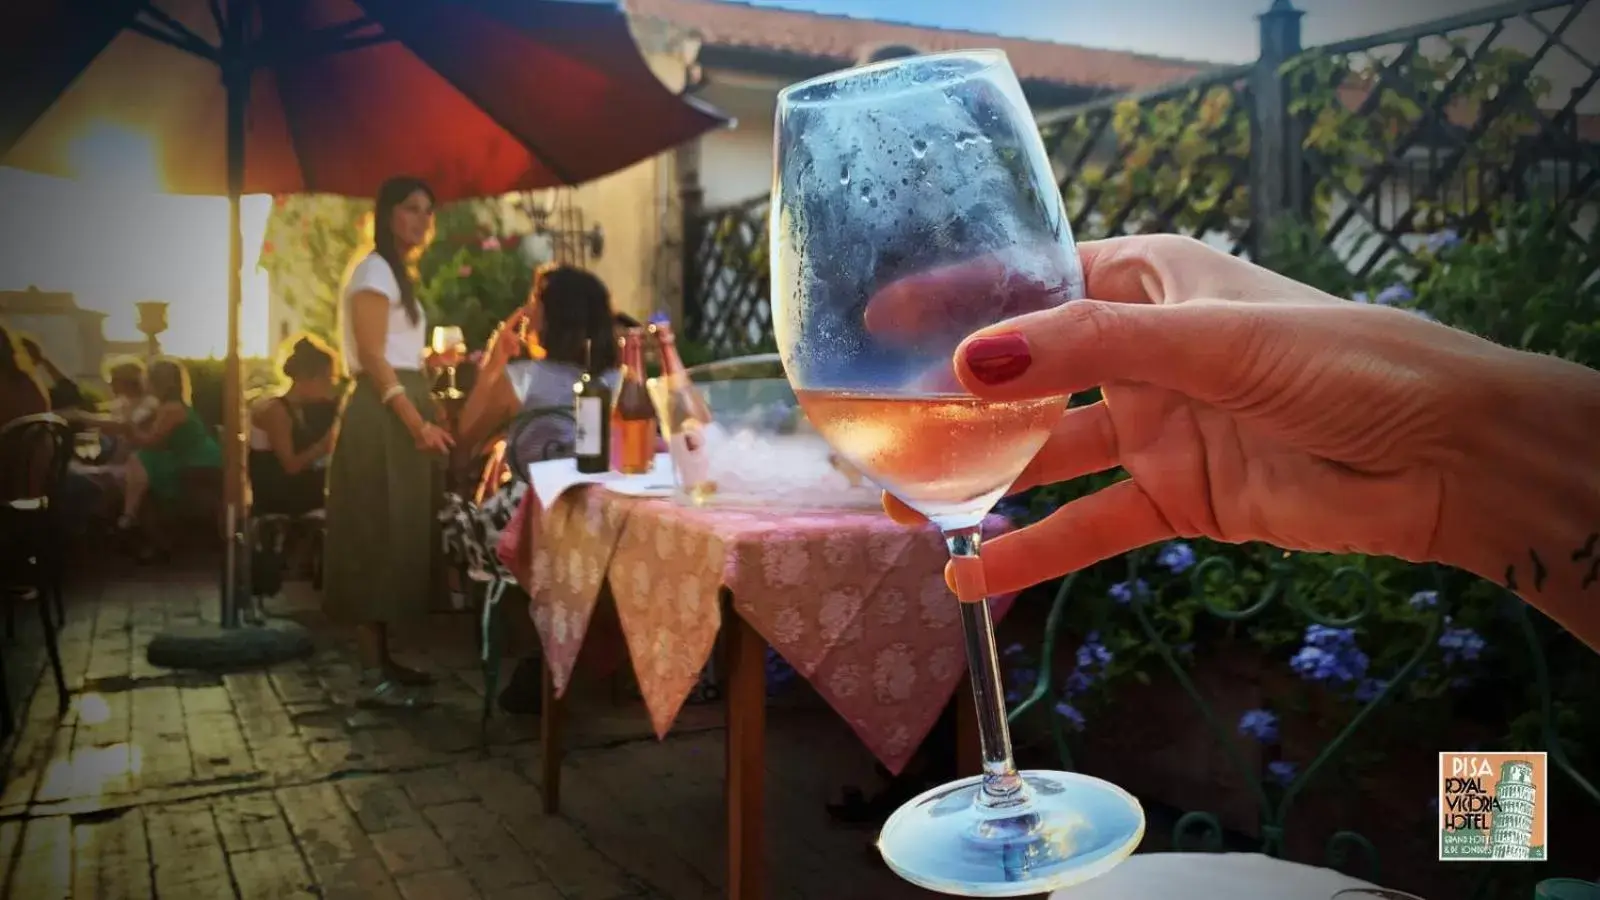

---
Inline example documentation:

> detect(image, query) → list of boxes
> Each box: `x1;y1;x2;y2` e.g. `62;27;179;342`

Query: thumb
953;298;1269;405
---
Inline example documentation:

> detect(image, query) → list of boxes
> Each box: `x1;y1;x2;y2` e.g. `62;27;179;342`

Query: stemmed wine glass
772;50;1145;896
430;325;467;400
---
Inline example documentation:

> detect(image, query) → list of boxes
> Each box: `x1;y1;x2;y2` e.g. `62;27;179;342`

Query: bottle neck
657;337;685;377
621;335;646;382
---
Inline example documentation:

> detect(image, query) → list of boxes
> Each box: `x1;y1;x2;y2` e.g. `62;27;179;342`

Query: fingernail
963;333;1032;385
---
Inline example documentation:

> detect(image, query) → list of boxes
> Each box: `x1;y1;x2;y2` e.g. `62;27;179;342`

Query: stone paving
0;564;933;900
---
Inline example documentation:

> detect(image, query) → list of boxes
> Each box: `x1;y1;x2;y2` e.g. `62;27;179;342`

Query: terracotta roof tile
627;0;1213;92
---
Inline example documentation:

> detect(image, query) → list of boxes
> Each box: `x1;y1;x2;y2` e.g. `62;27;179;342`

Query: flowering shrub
418;235;536;350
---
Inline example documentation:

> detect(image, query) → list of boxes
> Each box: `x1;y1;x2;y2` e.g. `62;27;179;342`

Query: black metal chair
0;413;74;736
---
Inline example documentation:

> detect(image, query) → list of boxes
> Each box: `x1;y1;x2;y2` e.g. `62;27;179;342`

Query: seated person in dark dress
249;335;338;517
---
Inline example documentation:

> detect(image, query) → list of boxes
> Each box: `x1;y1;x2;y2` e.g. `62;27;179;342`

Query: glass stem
945;526;1027;812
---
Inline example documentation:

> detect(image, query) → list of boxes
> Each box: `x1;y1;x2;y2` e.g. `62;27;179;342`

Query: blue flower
1268;761;1297;785
1376;284;1415;306
1290;624;1370;685
1304;624;1357;649
1238;709;1279;743
1438;626;1486;665
1409;590;1438;610
1108;579;1150;606
1009;667;1037;689
1076;639;1114;671
1352;291;1372;304
1425;229;1461;254
1157;541;1197;574
1353;677;1388;702
1054;701;1086;731
1064;669;1095;696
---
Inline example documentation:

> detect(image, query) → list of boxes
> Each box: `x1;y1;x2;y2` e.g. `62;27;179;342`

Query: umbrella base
146;620;313;671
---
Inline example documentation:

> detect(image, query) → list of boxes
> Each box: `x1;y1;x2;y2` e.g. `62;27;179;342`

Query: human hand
879;235;1516;597
485;308;532;370
413;420;456;455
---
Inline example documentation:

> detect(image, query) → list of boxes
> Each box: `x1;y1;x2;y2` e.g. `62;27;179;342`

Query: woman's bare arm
126;403;187;449
455;366;521;452
1434;346;1600;648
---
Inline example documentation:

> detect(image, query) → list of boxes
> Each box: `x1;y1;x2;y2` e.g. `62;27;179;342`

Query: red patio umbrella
1;0;729;651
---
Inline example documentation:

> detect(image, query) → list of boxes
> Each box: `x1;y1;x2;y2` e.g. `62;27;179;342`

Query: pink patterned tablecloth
516;487;1014;776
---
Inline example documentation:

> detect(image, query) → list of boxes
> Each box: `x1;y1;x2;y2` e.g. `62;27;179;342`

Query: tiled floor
0;563;938;900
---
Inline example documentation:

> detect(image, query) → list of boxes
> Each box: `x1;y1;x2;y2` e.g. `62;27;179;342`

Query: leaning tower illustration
1489;760;1537;859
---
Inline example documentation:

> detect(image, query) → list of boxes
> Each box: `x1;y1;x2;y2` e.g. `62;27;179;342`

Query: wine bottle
573;338;611;474
612;328;657;475
645;314;715;499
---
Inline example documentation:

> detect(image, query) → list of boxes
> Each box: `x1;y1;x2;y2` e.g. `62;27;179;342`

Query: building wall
695;75;783;209
488;19;700;326
0;288;111;388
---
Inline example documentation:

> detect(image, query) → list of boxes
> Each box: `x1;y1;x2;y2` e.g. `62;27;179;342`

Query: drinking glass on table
772;50;1144;896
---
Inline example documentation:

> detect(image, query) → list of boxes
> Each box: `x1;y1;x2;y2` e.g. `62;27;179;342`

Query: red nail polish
963;334;1032;385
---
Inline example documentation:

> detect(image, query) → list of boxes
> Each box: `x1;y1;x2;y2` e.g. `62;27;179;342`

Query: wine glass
772;50;1144;896
430;325;467;399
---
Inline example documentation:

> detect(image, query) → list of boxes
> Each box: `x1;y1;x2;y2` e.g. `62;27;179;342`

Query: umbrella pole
145;18;310;671
222;69;245;630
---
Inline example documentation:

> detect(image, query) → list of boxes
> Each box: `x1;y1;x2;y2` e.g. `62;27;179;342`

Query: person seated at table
0;324;48;431
456;263;621;462
106;356;154;415
250;334;339;517
114;357;221;560
450;265;621;714
18;335;86;412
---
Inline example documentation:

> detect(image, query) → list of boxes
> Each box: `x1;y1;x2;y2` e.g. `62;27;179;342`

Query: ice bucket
648;353;881;510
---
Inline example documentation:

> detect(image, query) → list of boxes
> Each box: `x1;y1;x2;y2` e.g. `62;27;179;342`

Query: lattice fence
1037;64;1257;254
1287;0;1600;279
682;195;770;359
681;0;1600;345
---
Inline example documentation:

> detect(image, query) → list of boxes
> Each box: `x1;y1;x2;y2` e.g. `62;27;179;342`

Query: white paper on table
527;453;675;508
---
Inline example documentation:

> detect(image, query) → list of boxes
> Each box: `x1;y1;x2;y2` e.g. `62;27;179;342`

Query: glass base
876;770;1145;897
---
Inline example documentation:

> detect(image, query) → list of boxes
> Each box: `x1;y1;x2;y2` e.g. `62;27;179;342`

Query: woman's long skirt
322;371;442;625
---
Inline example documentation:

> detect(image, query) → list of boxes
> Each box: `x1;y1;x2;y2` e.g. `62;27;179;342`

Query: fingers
882;492;924;526
955;298;1267;408
1008;401;1119;494
956;478;1176;596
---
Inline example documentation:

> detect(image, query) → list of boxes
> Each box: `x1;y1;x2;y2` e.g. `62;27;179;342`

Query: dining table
1046;852;1409;899
506;479;1015;900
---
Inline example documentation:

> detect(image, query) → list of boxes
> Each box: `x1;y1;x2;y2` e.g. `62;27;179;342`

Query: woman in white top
322;176;453;705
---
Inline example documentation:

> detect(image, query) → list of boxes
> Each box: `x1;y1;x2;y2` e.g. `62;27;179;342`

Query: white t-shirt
341;252;426;375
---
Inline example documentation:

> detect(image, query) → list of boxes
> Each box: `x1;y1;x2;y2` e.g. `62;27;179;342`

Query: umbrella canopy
0;0;730;625
0;0;729;200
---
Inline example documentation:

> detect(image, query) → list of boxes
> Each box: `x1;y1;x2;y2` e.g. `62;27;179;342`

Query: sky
0;0;1514;359
738;0;1507;63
